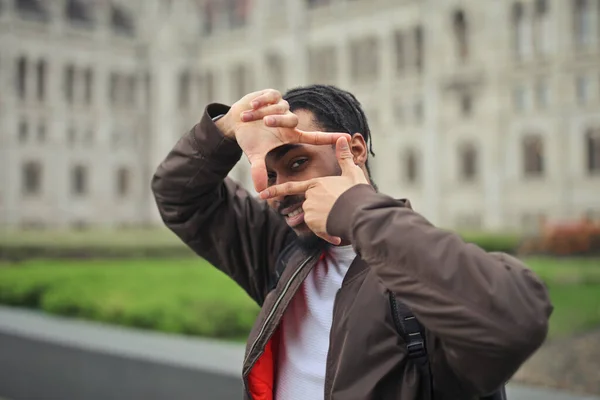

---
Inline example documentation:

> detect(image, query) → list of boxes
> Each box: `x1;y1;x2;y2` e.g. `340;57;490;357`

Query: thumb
249;156;268;193
336;136;355;175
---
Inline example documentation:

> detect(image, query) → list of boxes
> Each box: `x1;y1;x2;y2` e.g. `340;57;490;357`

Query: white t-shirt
274;245;357;400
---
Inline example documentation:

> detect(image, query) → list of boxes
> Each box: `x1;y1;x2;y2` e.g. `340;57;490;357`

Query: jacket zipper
388;291;403;333
243;254;315;396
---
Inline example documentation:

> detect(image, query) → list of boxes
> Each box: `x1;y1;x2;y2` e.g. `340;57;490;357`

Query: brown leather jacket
151;104;553;400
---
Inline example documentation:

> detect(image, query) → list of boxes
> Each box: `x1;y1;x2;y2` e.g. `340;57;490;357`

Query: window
349;37;380;83
64;65;75;103
231;64;250;101
84;68;93;104
393;31;405;74
512;2;529;58
37;123;46;143
22;161;42;196
36;60;46;101
523;135;545;177
116;167;130;197
226;0;250;29
308;45;338;84
452;10;468;62
18;119;28;143
460;92;473;117
414;26;424;72
403;149;419;184
16;0;49;21
198;71;215;106
71;165;88;196
513;84;527;112
127;75;136;106
109;72;118;104
16;57;27;100
575;75;590;105
66;0;93;26
586;128;600;174
202;0;216;35
535;80;549;109
459;143;478;181
178;70;191;108
534;0;551;55
110;4;135;36
573;0;592;48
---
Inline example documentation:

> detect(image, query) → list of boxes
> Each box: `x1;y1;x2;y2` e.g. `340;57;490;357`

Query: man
151;85;552;400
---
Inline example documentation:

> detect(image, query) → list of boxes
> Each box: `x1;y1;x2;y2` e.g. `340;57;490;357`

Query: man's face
265;109;342;239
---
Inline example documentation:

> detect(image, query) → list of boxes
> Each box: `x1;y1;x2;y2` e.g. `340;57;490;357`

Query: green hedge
0;244;194;262
0;259;259;340
458;232;522;254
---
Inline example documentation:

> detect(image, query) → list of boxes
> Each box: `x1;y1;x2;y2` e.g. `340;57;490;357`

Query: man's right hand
216;89;352;193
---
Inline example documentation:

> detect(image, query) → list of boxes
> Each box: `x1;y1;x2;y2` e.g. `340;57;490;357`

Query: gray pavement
0;306;598;400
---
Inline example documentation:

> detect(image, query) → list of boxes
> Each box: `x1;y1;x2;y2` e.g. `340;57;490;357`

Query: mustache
277;195;305;214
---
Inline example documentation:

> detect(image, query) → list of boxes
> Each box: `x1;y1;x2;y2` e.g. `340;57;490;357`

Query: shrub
0;259;260;340
518;219;600;257
459;232;522;254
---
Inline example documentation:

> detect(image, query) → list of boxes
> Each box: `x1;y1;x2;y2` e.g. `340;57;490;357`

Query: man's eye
290;159;308;169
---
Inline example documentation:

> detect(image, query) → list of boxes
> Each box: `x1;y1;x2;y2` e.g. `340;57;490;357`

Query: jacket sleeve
151;104;294;305
327;184;553;396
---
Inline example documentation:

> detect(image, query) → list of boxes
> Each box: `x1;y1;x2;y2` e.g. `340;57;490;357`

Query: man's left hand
259;136;369;244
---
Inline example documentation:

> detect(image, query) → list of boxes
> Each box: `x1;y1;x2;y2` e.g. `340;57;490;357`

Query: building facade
1;0;599;232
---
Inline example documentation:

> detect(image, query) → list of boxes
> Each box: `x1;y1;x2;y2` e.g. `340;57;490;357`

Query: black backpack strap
389;292;433;399
389;292;508;400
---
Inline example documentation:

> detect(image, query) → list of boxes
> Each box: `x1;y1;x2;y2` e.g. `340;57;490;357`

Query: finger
318;232;342;246
250;89;282;109
258;180;314;200
335;136;356;175
295;129;352;146
249;157;269;193
241;101;289;122
264;112;298;129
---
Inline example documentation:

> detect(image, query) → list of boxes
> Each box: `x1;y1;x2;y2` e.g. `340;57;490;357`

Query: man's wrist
214;113;236;140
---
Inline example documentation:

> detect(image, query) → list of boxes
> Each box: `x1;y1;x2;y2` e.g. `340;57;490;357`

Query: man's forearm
326;185;552;394
151;103;242;222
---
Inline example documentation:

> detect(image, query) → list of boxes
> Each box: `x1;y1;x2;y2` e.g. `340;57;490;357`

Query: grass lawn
0;256;598;341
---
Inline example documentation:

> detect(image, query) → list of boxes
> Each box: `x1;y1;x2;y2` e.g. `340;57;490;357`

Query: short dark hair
283;84;376;179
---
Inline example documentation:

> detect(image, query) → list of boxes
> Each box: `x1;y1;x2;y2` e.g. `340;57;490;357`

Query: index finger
258;180;315;200
295;129;352;146
249;89;282;109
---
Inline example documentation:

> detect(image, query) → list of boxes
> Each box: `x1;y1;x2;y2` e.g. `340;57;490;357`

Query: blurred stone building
1;0;599;232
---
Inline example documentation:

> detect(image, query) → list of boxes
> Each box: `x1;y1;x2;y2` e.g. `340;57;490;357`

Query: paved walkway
0;306;598;400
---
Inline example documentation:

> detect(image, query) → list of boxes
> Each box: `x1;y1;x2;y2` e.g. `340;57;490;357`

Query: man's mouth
282;205;305;228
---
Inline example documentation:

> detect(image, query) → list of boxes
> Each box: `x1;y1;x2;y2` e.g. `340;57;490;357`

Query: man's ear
350;133;368;166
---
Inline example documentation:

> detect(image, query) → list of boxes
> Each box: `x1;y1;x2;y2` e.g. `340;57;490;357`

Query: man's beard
277;194;330;253
297;232;329;253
